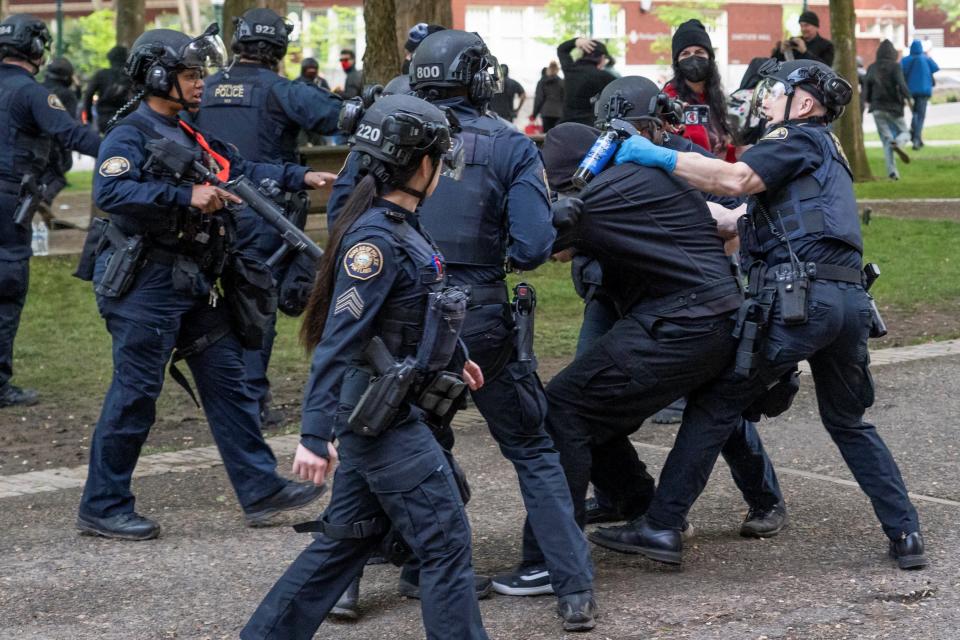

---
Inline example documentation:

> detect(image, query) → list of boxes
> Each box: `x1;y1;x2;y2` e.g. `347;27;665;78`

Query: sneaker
0;384;39;408
890;142;911;164
260;405;286;431
888;172;900;181
739;501;788;538
491;564;554;596
889;531;928;570
243;481;326;527
330;576;360;620
557;590;598;632
76;512;161;541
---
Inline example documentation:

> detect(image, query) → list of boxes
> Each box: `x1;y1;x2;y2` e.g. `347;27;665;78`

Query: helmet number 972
356;124;382;143
415;64;443;80
254;25;276;35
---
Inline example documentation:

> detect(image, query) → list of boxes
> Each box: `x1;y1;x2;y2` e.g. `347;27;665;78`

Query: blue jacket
901;40;939;97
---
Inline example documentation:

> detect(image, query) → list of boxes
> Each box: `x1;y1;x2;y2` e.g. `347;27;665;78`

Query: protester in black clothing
489;64;525;122
772;10;834;67
42;57;79;117
533;61;564;132
82;45;132;133
297;58;329;90
335;49;363;99
557;37;615;125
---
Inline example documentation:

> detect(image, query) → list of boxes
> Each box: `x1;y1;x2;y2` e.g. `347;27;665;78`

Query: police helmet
232;8;292;58
341;94;465;183
408;29;502;104
126;24;226;100
382;74;413;97
755;58;852;123
593;75;682;128
0;14;51;65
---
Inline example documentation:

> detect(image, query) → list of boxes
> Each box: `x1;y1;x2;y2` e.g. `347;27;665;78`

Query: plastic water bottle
34;220;49;256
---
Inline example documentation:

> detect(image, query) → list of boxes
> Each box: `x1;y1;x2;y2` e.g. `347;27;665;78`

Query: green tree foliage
917;0;960;29
61;10;117;80
538;0;622;57
284;6;360;79
649;1;723;65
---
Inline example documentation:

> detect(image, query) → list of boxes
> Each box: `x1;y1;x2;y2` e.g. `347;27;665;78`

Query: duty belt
766;262;863;285
628;276;743;317
465;282;509;306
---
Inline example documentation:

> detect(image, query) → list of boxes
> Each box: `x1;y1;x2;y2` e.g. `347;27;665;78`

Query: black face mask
677;56;712;83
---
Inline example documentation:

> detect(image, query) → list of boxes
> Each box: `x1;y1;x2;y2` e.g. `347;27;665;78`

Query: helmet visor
441;133;465;180
181;26;227;76
751;78;788;121
484;54;504;95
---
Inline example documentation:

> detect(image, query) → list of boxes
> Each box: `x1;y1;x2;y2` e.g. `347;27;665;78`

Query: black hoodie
865;40;911;116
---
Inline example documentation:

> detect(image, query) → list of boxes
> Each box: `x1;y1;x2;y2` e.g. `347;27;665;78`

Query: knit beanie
672;20;714;61
798;11;820;27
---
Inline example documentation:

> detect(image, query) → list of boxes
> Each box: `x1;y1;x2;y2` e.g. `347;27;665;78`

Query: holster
348;337;417;437
743;366;801;421
94;224;145;298
732;263;775;379
512;283;536;363
415;288;469;373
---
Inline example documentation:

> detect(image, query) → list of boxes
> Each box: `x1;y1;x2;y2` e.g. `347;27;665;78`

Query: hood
910;39;923;56
107;46;129;68
876;40;898;62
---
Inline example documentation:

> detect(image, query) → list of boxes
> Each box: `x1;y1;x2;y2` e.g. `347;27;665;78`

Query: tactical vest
348;208;446;359
0;70;53;182
744;125;863;261
418;115;508;267
196;66;298;164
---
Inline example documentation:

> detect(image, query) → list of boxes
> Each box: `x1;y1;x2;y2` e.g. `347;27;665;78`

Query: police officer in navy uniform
593;60;927;570
326;31;598;632
0;14;100;408
192;8;341;428
77;26;330;541
575;78;786;537
241;93;489;640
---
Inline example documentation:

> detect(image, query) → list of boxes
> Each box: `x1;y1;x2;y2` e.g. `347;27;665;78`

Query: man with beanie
773;11;834;67
901;39;939;149
557;37;615;125
296;58;329;90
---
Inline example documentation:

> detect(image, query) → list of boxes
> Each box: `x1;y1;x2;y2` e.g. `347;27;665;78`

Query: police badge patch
343;243;383;280
47;94;66;111
98;156;131;177
761;127;789;141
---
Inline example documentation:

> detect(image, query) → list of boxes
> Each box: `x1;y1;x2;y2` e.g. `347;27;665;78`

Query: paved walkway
3;338;958;502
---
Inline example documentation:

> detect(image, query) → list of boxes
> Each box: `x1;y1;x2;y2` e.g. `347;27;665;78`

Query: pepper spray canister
572;130;619;189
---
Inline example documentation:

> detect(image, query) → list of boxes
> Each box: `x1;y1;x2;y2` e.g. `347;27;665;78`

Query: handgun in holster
863;262;887;338
348;337;417;438
513;282;536;363
12;173;42;229
94;225;145;298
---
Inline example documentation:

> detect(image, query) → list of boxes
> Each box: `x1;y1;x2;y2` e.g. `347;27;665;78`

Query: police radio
572;118;640;189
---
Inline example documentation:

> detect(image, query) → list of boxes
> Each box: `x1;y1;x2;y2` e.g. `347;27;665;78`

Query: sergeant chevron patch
334;286;365;320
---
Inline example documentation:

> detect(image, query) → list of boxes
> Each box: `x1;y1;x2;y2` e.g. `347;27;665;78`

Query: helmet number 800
415;64;443;80
356;124;382;143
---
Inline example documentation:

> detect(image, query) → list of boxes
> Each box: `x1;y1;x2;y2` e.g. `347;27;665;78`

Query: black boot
588;515;683;565
76;512;161;541
0;384;38;408
244;481;326;526
557;590;598;632
889;532;928;570
330;576;360;620
739;501;788;538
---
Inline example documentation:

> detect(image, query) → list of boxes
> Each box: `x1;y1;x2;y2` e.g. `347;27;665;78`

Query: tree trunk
363;0;401;86
115;0;146;49
830;0;872;181
394;0;453;57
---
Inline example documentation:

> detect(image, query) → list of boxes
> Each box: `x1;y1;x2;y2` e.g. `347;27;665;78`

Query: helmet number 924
356;124;382;143
415;64;443;80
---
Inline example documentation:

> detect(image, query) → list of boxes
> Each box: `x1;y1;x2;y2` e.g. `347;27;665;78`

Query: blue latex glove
614;134;678;172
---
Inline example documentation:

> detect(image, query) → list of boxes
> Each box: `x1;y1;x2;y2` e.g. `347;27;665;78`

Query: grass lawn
853;144;960;200
63;170;92;192
13;215;960;403
863;122;960;143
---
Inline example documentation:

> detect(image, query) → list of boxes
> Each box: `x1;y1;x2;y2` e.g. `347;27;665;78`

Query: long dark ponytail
300;173;378;352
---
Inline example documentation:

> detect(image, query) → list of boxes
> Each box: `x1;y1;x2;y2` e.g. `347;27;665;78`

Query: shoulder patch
47;94;66;111
98;156;131;177
343;242;383;280
828;132;852;170
761;127;789;141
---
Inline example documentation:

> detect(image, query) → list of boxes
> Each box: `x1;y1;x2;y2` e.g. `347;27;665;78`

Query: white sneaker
491;564;554;596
